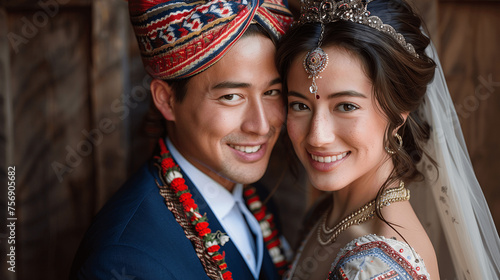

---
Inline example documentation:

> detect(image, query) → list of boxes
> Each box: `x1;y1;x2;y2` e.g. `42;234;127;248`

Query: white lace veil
410;42;500;279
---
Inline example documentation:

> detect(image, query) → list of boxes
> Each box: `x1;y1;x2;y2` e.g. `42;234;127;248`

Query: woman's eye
264;89;281;96
289;102;310;111
219;94;242;102
337;103;359;112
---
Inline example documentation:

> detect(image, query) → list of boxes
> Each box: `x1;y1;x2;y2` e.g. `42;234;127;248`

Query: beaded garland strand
154;139;288;278
243;185;288;275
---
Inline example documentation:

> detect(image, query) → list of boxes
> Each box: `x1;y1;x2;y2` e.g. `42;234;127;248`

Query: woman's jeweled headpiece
297;0;418;98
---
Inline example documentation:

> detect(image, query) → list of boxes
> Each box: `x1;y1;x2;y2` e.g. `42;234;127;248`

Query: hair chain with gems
303;23;329;99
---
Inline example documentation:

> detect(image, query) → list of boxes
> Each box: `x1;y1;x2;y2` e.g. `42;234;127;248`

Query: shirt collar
166;138;242;219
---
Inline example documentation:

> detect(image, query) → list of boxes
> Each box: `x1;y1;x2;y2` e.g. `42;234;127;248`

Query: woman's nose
306;112;335;147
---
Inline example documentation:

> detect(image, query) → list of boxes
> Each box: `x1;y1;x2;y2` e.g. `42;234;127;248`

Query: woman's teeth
311;152;348;163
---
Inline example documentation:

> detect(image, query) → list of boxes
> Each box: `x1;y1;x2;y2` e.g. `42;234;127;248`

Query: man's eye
289;102;310;111
219;94;242;101
264;89;281;96
337;103;359;112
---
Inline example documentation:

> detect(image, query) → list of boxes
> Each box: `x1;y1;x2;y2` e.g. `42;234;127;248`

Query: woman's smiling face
286;46;391;191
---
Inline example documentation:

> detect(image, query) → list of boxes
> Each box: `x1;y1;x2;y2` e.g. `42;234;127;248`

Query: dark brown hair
276;0;437;227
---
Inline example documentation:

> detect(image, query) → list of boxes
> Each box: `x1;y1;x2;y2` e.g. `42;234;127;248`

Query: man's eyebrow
212;82;251;90
211;77;281;90
269;77;281;87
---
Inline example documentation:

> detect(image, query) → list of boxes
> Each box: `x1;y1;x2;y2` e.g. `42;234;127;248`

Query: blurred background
0;0;499;279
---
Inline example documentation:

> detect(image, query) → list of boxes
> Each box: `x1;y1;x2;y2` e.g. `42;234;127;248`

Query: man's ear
151;79;176;121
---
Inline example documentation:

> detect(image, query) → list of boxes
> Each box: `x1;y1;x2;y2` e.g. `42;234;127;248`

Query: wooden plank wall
2;4;93;280
0;0;152;279
0;0;498;279
409;0;500;233
0;7;13;278
437;0;500;231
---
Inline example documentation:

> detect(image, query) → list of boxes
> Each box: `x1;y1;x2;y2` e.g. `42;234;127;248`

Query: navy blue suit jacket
69;160;282;279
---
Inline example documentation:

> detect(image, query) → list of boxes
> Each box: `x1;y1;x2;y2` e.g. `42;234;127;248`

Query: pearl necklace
317;181;410;246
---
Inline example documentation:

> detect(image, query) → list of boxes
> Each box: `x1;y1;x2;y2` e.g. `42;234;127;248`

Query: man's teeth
230;144;261;153
311;152;348;163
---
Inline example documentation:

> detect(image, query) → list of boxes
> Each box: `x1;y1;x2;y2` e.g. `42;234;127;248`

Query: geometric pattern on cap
129;0;293;79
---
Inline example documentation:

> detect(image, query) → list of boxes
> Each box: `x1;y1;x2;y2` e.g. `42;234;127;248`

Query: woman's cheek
287;117;304;144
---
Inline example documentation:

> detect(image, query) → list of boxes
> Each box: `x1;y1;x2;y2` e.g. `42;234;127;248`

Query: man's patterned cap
129;0;293;79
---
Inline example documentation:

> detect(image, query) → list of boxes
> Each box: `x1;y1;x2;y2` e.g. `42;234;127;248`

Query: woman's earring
385;133;403;155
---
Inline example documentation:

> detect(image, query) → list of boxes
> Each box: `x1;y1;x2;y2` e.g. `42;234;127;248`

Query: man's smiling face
167;34;285;189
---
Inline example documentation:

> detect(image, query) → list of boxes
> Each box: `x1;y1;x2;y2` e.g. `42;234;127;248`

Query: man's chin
227;166;267;185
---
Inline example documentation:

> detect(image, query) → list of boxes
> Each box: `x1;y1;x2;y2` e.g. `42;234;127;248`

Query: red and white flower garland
155;139;288;278
243;185;288;275
157;139;233;280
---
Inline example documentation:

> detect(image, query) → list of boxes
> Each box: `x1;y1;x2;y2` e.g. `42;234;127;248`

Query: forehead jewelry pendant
303;47;329;99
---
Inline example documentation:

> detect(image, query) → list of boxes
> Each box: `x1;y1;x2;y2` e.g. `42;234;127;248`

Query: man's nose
241;100;271;136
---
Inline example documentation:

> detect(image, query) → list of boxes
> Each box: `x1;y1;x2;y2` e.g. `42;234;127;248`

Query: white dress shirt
166;138;263;278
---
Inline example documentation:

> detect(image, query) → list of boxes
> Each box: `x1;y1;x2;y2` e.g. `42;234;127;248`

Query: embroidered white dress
285;234;430;280
328;234;430;280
